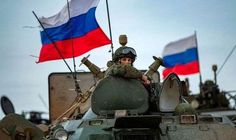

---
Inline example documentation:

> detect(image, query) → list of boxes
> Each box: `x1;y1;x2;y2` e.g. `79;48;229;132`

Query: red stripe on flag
37;28;111;63
163;61;199;78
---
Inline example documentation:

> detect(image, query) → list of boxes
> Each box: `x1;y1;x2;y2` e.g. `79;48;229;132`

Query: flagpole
66;0;77;74
32;11;82;93
194;31;203;90
65;0;81;93
105;0;114;58
32;11;73;72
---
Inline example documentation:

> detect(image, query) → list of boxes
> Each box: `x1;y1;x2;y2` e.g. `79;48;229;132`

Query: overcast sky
0;0;236;119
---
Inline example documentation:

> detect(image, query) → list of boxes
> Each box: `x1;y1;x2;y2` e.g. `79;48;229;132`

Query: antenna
65;0;82;94
38;94;48;110
105;0;114;58
66;0;77;74
217;44;236;75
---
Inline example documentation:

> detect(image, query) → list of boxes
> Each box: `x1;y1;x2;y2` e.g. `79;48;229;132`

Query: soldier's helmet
113;46;137;63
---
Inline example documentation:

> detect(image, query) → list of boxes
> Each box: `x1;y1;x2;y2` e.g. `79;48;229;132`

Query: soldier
106;35;150;85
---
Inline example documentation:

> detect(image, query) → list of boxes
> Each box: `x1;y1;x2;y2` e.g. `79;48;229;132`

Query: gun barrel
145;57;163;78
81;57;104;79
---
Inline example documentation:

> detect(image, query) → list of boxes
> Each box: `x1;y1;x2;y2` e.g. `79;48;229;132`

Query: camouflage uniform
106;63;143;79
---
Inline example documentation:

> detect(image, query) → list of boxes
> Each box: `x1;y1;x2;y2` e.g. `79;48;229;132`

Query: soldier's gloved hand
141;75;151;85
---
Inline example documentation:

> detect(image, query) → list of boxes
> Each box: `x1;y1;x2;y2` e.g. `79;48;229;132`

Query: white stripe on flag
162;34;197;56
39;0;99;28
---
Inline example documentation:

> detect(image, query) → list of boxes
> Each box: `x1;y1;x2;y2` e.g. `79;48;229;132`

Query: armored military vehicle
1;35;236;139
45;65;235;140
45;67;236;140
43;36;236;140
183;64;236;124
2;61;235;140
0;96;50;125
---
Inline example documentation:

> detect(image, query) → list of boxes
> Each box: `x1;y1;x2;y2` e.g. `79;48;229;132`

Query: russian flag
162;34;200;78
37;0;111;63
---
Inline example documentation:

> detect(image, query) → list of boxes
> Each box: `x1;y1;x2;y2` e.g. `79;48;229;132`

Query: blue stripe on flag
163;47;198;67
40;7;98;45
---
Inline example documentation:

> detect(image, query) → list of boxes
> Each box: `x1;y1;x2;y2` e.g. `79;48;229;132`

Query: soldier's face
120;57;132;65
